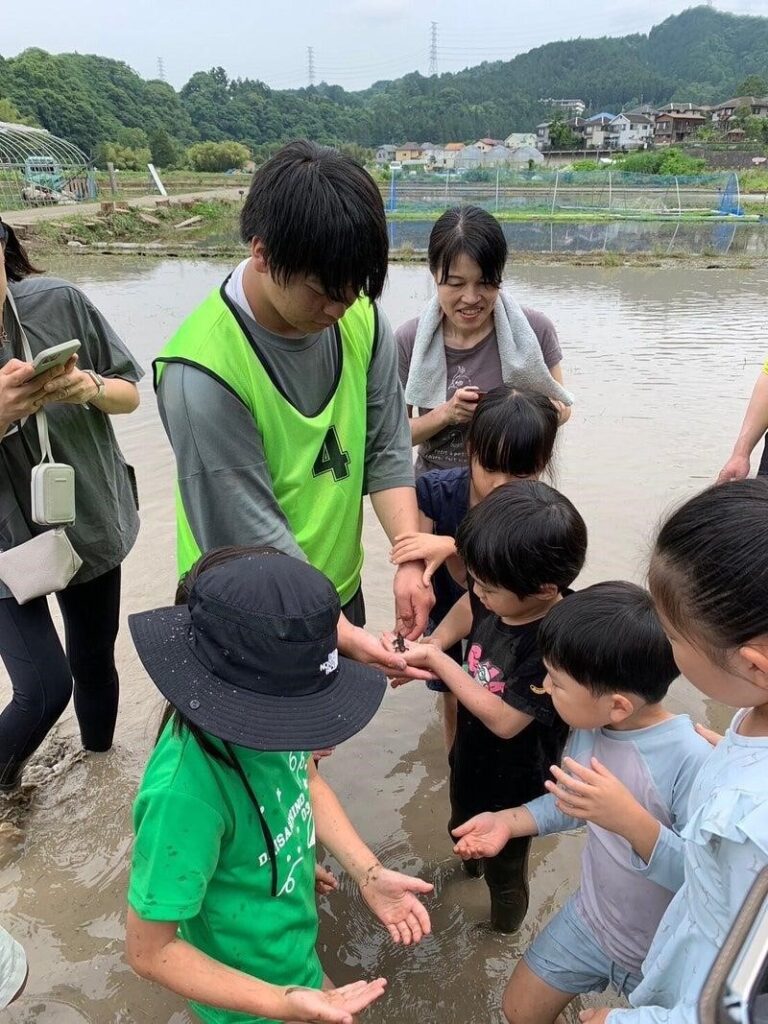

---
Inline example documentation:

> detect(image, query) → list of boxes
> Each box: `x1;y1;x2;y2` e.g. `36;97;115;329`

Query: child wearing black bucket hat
125;547;433;1024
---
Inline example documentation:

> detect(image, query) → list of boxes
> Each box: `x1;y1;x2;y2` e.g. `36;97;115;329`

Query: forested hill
1;5;767;155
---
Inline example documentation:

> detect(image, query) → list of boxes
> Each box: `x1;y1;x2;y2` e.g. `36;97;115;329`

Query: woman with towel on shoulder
396;205;573;477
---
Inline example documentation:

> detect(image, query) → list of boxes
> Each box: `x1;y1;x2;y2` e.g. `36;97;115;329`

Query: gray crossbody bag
0;294;82;604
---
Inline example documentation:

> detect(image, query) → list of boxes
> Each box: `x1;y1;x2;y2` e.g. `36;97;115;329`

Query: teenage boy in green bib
154;141;433;675
126;547;433;1024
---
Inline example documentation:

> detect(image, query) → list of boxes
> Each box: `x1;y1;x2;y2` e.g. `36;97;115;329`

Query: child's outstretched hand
376;634;435;683
359;863;434;945
452;812;511;860
390;532;457;586
283;978;387;1023
546;757;642;835
380;633;440;686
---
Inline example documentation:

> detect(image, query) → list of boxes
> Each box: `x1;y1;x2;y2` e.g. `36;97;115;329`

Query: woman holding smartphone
0;217;142;791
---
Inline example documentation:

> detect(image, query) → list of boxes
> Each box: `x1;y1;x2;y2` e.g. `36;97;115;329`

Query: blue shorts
523;895;642;997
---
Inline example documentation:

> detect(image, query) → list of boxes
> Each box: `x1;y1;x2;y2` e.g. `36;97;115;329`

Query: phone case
30;463;76;525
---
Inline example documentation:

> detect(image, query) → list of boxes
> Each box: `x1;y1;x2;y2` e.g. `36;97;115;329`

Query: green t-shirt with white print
128;721;321;1024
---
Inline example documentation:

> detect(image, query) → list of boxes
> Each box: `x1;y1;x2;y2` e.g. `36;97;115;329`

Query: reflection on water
388;218;768;256
1;258;766;1022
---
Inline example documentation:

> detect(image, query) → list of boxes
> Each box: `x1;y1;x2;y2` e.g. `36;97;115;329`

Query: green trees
0;8;766;160
149;129;180;169
735;75;768;97
187;141;251;172
0;97;37;125
548;116;581;150
620;149;707;175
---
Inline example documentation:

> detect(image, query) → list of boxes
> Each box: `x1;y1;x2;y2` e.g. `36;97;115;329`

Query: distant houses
533;93;768;151
375;91;768;172
376;138;542;172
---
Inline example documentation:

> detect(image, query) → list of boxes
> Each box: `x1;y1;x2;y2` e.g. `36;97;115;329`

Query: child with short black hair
390;386;559;748
390;481;587;932
453;581;711;1024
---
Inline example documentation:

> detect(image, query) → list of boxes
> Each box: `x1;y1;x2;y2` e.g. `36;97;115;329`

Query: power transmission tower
157;57;166;81
428;22;438;76
307;47;316;86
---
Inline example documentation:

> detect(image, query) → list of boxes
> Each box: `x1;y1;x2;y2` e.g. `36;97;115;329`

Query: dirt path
1;187;243;226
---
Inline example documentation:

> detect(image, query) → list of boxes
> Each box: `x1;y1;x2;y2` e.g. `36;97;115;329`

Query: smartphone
31;339;81;378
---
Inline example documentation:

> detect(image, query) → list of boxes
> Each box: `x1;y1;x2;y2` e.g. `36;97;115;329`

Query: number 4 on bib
312;427;350;482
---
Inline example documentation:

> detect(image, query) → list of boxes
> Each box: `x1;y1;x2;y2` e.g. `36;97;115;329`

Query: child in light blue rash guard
578;480;768;1024
452;581;711;1024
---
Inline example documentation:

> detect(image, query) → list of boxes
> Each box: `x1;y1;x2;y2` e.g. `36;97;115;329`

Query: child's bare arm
427;593;472;651
125;910;386;1021
397;645;534;739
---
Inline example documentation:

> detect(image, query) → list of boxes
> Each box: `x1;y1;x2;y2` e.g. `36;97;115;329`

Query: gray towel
404;289;574;410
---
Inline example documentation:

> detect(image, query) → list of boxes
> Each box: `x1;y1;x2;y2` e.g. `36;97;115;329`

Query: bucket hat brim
129;605;387;751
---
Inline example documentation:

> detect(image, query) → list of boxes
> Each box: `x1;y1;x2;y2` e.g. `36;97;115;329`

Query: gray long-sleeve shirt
526;714;710;976
156;295;414;563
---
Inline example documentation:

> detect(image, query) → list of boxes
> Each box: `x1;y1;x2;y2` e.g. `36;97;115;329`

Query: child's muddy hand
359;865;433;945
314;863;338;895
387;641;442;688
379;633;434;684
283;978;387;1023
451;812;509;859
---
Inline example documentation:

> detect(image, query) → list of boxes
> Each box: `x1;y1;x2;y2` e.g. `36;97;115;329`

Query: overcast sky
2;0;766;91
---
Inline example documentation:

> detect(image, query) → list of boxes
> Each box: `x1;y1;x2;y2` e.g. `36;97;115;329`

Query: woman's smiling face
434;251;499;335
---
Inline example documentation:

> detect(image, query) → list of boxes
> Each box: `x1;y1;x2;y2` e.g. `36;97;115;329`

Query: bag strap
221;740;279;897
5;291;53;465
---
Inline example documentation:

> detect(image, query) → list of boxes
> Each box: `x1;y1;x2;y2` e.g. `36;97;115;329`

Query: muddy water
1;258;766;1023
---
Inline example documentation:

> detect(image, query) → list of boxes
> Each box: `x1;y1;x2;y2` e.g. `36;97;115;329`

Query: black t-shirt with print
449;590;570;821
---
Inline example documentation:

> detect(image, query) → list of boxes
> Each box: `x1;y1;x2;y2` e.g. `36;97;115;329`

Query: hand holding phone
31;340;81;378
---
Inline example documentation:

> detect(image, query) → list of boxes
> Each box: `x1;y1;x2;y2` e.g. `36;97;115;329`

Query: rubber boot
0;759;28;794
462;857;485;879
489;877;530;933
486;835;532;933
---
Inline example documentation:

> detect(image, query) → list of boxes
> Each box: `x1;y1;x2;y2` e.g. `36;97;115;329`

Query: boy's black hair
539;581;679;703
428;205;507;288
240;140;388;303
0;218;42;282
456;480;587;598
650;478;768;660
467;387;558;477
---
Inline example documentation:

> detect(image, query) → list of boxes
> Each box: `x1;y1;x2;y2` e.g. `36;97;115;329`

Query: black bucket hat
128;552;386;751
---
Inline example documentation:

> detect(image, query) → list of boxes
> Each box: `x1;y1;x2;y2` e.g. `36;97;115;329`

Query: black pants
450;802;532;931
0;566;122;785
341;587;366;628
